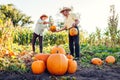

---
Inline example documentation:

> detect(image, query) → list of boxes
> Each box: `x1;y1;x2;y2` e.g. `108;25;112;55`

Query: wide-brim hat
60;7;71;13
40;14;48;19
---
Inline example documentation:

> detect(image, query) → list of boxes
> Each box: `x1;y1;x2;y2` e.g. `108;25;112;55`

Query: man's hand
72;23;76;27
72;19;79;27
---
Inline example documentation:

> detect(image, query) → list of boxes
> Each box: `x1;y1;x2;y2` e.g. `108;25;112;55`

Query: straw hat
40;14;48;19
60;7;71;13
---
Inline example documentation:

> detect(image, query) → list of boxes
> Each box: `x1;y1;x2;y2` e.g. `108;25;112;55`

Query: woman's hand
43;22;52;24
53;30;59;32
43;21;47;24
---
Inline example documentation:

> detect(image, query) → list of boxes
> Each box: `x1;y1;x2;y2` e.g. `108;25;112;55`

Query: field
0;4;120;79
0;27;120;80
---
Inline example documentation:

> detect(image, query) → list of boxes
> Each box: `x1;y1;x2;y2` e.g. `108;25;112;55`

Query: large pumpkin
68;59;77;74
31;60;45;74
50;25;56;32
105;56;115;64
33;53;50;64
47;54;68;75
50;46;66;54
91;58;103;66
69;28;78;36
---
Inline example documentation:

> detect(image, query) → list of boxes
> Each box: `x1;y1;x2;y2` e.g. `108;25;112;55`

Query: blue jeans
32;33;43;53
69;26;80;58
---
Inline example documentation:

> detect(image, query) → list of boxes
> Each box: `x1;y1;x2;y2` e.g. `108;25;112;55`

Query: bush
13;27;69;46
43;31;68;46
13;27;33;45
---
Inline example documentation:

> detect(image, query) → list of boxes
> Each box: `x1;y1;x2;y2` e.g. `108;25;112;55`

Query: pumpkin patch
0;3;120;80
30;46;79;75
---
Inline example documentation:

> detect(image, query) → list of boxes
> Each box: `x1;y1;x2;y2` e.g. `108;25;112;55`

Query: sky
0;0;120;33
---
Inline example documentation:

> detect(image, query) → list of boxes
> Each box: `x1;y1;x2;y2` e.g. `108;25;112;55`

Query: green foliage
81;44;120;54
13;27;33;45
108;5;118;40
0;4;33;27
44;31;68;46
0;57;28;72
80;44;120;67
13;28;68;46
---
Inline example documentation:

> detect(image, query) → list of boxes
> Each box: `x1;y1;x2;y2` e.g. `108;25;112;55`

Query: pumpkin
50;25;56;32
0;38;2;44
66;54;74;60
47;54;68;75
50;46;66;54
9;51;15;56
105;56;115;64
2;49;6;54
68;59;77;74
31;60;45;74
33;53;50;64
69;28;78;36
20;51;28;56
0;49;6;57
91;58;103;66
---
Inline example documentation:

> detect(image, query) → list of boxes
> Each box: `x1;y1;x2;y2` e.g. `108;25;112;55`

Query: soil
0;64;120;80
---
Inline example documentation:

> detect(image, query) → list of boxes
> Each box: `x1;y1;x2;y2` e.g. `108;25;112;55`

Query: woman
32;14;51;53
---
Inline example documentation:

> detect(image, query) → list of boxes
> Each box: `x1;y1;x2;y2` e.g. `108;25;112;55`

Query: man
56;7;80;60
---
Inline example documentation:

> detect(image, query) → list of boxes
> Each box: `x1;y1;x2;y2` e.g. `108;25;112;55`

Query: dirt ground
0;64;120;80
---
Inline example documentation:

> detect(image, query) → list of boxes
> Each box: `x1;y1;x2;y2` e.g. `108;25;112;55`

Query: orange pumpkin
69;28;78;36
20;51;28;56
31;60;45;74
91;58;103;66
33;53;50;64
9;51;15;56
68;59;77;74
50;46;66;54
0;52;4;58
0;38;2;44
105;56;115;64
66;54;74;60
50;25;56;32
0;49;6;57
47;54;68;75
2;49;6;54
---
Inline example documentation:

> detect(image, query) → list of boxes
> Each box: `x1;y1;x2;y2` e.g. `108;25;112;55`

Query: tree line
0;4;33;27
